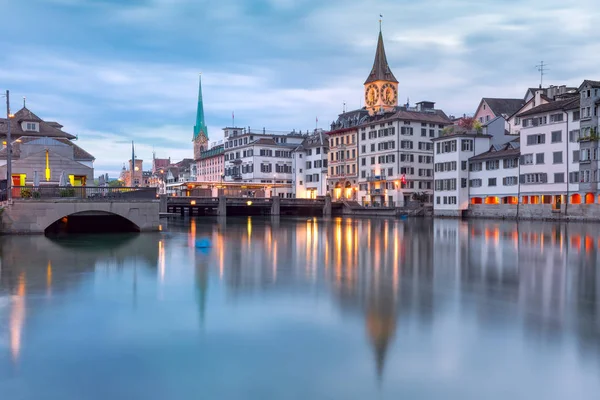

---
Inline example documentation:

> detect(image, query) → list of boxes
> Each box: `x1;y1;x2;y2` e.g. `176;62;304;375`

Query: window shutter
519;174;525;184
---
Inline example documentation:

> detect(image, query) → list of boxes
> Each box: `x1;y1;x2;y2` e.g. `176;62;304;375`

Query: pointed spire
364;28;398;84
193;74;209;141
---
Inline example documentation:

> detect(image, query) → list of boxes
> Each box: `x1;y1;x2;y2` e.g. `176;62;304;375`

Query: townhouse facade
517;96;580;206
327;126;359;201
293;130;329;198
223;127;304;198
577;80;600;201
431;132;493;216
197;143;224;183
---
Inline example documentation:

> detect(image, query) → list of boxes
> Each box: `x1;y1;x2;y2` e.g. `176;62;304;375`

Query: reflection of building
293;130;329;198
0;106;95;188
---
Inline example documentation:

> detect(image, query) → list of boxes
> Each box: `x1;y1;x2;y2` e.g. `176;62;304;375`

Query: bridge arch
45;210;141;235
1;201;160;234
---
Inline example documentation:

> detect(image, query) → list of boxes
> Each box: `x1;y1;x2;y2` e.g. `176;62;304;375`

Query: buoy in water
195;238;212;248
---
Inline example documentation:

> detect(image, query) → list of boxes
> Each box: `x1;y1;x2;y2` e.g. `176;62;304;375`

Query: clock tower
193;74;209;160
364;27;398;116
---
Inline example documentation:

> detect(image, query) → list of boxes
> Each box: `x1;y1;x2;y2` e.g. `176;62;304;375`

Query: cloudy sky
1;0;598;176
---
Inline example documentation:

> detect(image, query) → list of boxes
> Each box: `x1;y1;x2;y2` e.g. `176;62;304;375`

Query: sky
1;0;599;177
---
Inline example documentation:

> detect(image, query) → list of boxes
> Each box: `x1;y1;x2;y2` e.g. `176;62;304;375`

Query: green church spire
193;74;208;141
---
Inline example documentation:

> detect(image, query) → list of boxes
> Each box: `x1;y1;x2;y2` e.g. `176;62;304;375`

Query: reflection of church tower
193;74;209;161
364;25;399;116
366;304;396;379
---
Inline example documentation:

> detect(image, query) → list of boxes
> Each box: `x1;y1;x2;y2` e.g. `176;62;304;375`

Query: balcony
366;174;387;182
369;188;384;195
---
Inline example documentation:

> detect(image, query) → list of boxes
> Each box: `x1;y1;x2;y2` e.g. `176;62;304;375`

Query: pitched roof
469;141;520;161
0;136;94;160
517;97;580;117
0;107;76;140
364;30;398;84
579;80;600;90
483;98;525;117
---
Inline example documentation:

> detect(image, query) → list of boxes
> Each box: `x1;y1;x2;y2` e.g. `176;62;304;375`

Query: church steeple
363;26;398;116
193;74;208;141
193;74;209;160
364;29;398;85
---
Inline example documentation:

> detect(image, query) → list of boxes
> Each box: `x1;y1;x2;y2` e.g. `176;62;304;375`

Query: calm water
1;217;600;399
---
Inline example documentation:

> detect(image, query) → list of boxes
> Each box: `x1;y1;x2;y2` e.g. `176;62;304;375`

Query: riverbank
436;203;600;222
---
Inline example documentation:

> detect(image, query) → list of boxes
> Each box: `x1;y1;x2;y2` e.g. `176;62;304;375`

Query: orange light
190;200;196;205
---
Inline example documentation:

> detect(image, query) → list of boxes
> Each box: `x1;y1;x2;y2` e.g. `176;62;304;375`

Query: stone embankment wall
465;204;600;221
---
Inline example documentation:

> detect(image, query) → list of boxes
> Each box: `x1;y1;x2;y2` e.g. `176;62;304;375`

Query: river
1;217;599;399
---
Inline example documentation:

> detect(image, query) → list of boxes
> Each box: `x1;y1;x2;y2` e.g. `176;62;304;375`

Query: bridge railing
11;186;157;201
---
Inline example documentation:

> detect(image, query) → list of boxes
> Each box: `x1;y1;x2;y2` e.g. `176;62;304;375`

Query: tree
109;179;125;187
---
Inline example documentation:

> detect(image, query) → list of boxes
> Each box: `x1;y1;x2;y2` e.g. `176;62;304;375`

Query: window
361;158;366;166
569;172;580;183
25;122;38;131
400;140;413;149
549;113;563;123
503;176;518;186
552;151;563;164
469;179;482;187
551;131;562;143
371;157;375;164
573;111;580;121
569;130;580;142
361;145;366;153
469;162;483;172
429;129;435;137
461;139;473;151
536;153;544;164
488;178;497;186
436;197;441;204
361;171;366;178
401;127;413;136
554;173;565;183
371;144;375;152
573;150;580;162
521;173;547;184
387;167;393;176
461;161;467;170
520;153;533;165
485;160;500;170
421;128;427;137
527;134;545;145
503;158;518;169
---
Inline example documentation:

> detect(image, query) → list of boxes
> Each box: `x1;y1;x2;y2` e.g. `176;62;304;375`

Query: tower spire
364;26;398;85
193;73;208;141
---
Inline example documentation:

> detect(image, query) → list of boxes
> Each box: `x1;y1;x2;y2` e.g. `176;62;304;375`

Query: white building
516;96;580;206
431;132;492;216
293;130;329;198
223;127;305;198
468;139;521;205
356;102;452;207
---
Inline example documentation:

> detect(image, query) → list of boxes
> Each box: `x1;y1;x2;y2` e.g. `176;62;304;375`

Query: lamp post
2;90;12;201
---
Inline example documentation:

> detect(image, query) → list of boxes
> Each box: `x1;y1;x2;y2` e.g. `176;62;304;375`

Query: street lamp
2;90;13;201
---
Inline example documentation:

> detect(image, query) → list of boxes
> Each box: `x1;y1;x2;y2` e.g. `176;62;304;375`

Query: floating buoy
195;238;212;248
399;215;408;220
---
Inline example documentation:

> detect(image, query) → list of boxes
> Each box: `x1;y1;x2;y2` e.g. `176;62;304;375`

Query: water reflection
1;218;600;398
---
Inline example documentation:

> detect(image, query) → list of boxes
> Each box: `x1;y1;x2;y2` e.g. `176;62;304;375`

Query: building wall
327;128;358;200
474;100;496;124
197;153;224;182
519;111;579;197
433;135;490;214
469;156;520;202
294;143;328;199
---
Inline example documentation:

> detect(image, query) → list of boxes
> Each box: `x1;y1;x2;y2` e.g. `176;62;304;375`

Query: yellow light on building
247;200;253;206
190;200;196;205
45;150;51;181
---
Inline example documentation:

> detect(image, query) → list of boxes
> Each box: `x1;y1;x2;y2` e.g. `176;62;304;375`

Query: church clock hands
365;84;379;107
380;83;397;106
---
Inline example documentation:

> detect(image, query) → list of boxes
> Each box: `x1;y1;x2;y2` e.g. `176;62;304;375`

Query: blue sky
1;0;598;176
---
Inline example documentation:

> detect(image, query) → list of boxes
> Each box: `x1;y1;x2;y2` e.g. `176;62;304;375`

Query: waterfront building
516;96;580;206
120;159;144;187
468;139;521;205
197;143;224;183
222;127;304;198
164;158;196;194
328;27;453;205
431;130;492;216
0;105;94;190
577;80;600;203
293;129;329;198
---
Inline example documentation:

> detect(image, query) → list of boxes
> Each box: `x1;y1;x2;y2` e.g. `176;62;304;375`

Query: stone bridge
1;199;160;234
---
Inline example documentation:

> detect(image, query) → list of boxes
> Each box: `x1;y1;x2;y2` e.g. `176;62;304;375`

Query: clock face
380;83;398;106
365;84;379;107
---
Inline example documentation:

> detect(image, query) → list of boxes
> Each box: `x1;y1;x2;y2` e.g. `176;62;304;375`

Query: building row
433;80;600;216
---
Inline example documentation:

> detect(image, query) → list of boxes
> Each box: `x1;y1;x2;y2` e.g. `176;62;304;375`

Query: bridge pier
271;196;280;216
323;195;332;216
159;195;167;213
217;196;227;216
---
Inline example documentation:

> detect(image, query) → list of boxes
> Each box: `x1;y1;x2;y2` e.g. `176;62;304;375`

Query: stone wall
1;200;160;234
466;203;600;221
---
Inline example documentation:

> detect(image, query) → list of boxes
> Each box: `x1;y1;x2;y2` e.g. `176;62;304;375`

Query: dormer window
24;122;39;132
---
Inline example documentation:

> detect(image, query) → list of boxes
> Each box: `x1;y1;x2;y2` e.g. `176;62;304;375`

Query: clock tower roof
364;30;398;85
